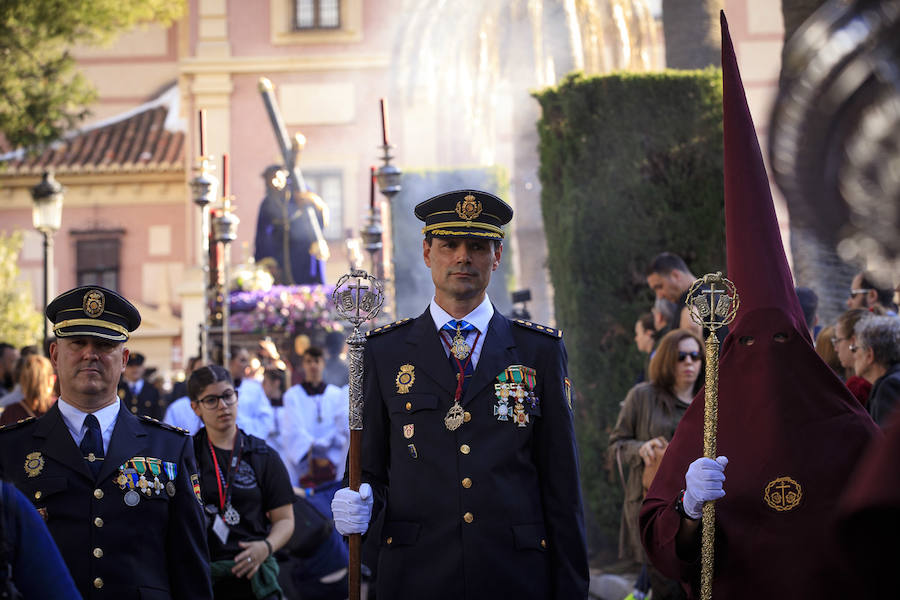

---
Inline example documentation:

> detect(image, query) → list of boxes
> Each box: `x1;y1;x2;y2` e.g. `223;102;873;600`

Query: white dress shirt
163;396;203;435
429;294;494;368
57;397;121;453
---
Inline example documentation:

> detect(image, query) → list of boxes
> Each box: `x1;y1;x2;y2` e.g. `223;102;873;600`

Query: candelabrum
375;142;402;320
189;157;218;364
212;198;240;368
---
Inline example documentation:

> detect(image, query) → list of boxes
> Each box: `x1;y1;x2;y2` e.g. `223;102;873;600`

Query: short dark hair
303;346;325;360
637;312;655;333
0;343;14;356
187;365;233;402
858;272;896;308
263;368;287;392
795;287;818;329
645;252;690;277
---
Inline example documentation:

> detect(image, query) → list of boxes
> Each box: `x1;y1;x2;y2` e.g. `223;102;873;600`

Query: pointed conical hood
721;13;806;337
639;13;878;599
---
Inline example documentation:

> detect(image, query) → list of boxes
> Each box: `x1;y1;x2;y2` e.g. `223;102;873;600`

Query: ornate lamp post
374;99;402;318
189;110;218;363
212;197;240;368
31;171;64;353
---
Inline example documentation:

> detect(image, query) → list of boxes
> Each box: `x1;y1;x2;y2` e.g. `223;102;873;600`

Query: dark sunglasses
197;389;237;409
677;351;701;362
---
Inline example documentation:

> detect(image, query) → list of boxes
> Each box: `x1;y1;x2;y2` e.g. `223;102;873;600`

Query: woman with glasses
610;328;704;600
188;365;295;600
834;309;873;406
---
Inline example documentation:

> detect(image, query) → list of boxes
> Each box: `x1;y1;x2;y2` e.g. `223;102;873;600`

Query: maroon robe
639;13;879;598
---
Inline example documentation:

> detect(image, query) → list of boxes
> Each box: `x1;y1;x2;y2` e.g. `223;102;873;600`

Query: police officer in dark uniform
331;190;590;599
0;285;212;599
118;353;166;420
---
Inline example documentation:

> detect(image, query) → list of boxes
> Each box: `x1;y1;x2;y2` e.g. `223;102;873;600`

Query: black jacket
0;402;212;599
361;308;589;599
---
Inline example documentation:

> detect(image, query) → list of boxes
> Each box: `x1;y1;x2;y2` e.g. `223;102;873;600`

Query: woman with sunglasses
609;328;704;600
188;365;295;600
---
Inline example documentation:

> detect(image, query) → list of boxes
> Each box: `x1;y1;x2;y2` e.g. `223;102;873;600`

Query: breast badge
493;383;510;421
396;364;415;394
496;366;538;425
24;452;44;478
403;424;414;439
764;476;803;512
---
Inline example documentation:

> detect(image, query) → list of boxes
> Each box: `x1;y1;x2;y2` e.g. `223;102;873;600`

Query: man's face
846;274;870;309
646;271;682;303
229;349;250;379
302;354;325;385
423;238;502;305
51;337;128;408
0;347;19;377
124;363;144;382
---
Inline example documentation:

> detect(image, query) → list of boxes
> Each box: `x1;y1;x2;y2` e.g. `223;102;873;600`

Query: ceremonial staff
686;272;739;600
333;269;385;600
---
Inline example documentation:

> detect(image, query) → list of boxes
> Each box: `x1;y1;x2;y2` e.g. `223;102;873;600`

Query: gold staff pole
685;272;739;600
333;269;385;600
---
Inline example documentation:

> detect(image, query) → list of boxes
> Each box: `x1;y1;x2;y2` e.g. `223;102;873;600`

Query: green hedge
534;69;726;559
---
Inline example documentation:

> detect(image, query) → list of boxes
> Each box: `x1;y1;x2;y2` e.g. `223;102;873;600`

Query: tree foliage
534;69;725;558
0;0;185;151
0;232;42;348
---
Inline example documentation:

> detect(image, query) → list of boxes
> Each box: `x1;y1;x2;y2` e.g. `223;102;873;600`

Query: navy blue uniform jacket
361;309;589;599
0;402;212;599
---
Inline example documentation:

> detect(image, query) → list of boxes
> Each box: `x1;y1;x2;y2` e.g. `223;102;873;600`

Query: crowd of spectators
609;253;900;600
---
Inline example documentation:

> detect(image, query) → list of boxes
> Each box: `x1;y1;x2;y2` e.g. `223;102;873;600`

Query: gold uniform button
463;512;474;524
34;491;42;500
94;488;104;499
130;406;138;414
93;547;103;558
540;539;547;549
386;537;393;545
460;444;470;455
463;411;471;423
93;578;104;589
461;478;472;489
405;402;412;411
94;517;104;528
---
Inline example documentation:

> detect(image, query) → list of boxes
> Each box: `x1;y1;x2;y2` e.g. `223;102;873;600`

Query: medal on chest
223;502;241;526
450;329;471;361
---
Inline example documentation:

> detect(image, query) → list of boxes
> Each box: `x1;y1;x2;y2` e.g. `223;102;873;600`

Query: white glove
331;483;373;536
682;456;728;519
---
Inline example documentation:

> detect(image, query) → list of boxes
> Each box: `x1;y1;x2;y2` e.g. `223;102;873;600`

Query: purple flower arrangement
228;285;342;334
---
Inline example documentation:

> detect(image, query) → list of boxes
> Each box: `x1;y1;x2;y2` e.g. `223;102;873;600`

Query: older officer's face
424;237;502;304
51;336;129;410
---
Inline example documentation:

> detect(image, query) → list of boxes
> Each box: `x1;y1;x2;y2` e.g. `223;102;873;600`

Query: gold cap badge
82;289;105;317
764;476;802;512
455;194;483;221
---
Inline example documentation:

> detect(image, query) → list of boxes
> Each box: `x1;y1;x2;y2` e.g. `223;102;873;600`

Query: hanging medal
207;432;244;528
148;458;163;495
440;328;481;431
124;463;141;506
450;324;472;361
163;461;177;497
133;457;151;496
493;383;510;421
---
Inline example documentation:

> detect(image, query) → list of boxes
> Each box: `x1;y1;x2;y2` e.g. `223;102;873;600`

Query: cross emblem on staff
687;272;739;332
334;269;384;328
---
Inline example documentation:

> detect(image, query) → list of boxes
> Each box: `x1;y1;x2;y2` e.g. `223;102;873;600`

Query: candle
198;109;207;157
222;153;229;197
370;166;376;210
380;98;389;146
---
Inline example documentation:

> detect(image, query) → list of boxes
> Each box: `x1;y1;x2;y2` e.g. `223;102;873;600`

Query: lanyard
440;329;482;403
206;432;244;512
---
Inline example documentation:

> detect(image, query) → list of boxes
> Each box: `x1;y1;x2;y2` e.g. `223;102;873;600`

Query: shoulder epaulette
512;319;563;339
139;415;190;435
366;318;413;338
0;417;36;432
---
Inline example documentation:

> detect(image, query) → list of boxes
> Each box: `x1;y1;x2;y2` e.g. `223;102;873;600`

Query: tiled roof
0;87;184;175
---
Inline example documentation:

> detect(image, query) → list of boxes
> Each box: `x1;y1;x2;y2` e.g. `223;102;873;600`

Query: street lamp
31;171;64;353
189;141;218;364
212;198;239;368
